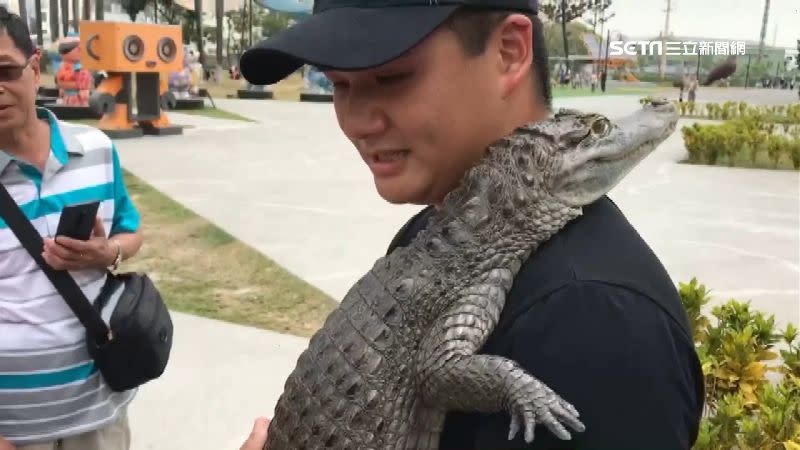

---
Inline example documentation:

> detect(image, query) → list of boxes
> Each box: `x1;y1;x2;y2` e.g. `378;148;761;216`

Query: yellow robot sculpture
80;21;183;138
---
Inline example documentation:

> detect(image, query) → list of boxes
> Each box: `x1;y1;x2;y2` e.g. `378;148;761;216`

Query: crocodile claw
506;377;585;443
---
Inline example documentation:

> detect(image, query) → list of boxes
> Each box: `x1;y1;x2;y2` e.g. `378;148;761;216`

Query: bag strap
0;182;111;345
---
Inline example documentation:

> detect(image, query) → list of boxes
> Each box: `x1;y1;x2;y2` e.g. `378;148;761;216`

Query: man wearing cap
237;0;704;449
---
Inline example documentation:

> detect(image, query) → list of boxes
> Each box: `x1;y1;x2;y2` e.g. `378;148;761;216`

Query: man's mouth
371;150;409;162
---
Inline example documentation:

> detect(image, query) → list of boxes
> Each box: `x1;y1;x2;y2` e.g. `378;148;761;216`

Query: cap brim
239;5;460;85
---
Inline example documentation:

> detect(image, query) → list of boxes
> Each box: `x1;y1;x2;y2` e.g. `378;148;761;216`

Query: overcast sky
583;0;798;49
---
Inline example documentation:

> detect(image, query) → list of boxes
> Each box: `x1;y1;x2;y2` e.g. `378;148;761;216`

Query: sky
583;0;799;49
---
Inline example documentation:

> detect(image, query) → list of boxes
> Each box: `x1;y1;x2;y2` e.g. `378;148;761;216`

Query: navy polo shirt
386;195;704;450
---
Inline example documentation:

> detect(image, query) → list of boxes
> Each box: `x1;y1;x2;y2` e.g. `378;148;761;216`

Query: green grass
173;106;255;122
118;169;338;337
63;106;255;128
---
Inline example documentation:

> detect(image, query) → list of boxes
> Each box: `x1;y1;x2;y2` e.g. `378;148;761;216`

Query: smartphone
56;201;100;241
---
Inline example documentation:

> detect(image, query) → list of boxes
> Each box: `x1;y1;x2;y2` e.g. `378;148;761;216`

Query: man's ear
493;14;533;98
31;49;41;85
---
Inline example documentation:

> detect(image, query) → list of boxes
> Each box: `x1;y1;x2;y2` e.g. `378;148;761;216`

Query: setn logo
609;40;747;57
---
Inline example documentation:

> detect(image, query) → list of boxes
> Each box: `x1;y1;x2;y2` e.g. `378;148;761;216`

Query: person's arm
0;435;16;450
464;280;704;450
42;145;143;271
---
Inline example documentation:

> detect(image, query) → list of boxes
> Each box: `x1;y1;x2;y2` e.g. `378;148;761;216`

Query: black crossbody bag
0;184;173;392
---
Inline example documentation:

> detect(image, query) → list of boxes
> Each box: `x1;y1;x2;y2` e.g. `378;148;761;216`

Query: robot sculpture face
79;21;183;74
79;20;185;138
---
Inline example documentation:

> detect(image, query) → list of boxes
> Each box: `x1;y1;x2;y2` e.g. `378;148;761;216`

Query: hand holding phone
56;201;100;241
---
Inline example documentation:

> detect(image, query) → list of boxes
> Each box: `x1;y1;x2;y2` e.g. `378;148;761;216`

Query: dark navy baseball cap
239;0;538;85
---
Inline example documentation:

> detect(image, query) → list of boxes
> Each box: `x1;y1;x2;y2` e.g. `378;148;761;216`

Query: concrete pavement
113;93;799;450
127;311;309;450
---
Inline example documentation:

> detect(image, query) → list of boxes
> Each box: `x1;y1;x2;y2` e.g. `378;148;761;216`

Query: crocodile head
440;99;678;230
537;98;678;207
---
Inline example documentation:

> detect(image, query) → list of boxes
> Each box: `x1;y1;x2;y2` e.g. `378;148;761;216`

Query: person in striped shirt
0;7;143;450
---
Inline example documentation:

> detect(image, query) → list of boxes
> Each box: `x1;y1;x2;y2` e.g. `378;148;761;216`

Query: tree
34;0;43;45
49;0;59;39
260;10;291;38
539;0;593;73
153;0;188;25
60;0;67;34
194;0;204;66
216;0;223;67
71;0;78;32
756;0;770;63
583;0;612;37
542;20;590;59
120;0;149;21
17;0;27;37
583;0;613;74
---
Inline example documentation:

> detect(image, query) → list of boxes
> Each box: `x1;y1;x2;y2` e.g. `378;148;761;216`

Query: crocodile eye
561;127;590;145
591;118;611;135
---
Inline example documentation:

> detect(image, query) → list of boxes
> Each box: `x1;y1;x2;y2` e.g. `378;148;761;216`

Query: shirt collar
0;107;85;174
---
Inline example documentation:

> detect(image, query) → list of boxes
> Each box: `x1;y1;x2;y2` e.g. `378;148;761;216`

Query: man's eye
376;73;412;85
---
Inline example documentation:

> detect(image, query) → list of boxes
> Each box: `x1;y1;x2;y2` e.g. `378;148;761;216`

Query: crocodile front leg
414;274;585;443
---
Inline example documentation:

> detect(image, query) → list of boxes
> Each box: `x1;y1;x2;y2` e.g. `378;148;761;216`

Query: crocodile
263;99;679;450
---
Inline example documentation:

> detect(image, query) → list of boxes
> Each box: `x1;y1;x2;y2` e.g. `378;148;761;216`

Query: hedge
681;117;800;170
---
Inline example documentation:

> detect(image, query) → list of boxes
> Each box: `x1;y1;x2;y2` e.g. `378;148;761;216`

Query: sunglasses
0;57;32;83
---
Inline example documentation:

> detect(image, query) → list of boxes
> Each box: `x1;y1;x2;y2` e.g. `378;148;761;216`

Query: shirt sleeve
109;145;140;235
462;280;703;450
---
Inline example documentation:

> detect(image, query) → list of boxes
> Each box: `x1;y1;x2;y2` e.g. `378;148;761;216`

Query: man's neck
0;115;50;171
431;102;548;211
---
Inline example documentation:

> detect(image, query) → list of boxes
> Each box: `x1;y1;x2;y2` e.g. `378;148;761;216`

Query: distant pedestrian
688;75;698;102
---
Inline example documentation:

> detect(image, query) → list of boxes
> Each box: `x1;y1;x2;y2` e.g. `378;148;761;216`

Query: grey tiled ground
113;91;799;450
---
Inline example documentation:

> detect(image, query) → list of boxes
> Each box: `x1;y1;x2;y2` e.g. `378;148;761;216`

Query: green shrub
672;100;800;126
679;278;800;449
679;116;799;170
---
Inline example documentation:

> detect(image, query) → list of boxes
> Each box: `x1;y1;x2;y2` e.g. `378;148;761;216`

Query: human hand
0;435;17;450
42;217;115;271
239;417;270;450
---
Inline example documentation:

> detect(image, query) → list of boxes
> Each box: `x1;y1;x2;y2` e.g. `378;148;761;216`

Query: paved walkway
113;93;799;450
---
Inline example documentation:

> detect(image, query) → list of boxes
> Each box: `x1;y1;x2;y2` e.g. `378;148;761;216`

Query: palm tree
34;0;43;46
60;0;68;34
756;0;770;62
71;0;79;32
49;0;59;40
216;0;223;69
17;0;27;35
195;0;204;66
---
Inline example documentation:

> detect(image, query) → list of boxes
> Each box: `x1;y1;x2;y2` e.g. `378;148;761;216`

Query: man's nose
337;93;388;140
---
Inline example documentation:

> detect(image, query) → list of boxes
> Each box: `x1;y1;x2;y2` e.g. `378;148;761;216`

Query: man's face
0;32;39;132
326;22;525;206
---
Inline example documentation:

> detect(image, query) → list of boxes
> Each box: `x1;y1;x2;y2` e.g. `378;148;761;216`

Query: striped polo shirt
0;108;140;445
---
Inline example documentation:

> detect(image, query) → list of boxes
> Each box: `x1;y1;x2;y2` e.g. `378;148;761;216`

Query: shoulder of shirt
56;119;115;156
385;205;434;255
